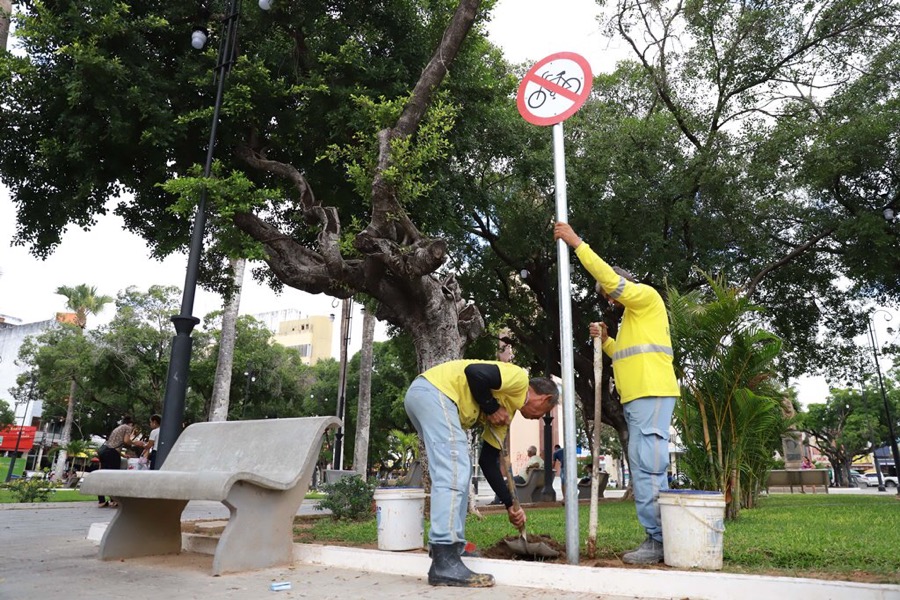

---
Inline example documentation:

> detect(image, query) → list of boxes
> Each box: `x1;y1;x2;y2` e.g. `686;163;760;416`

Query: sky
0;0;862;404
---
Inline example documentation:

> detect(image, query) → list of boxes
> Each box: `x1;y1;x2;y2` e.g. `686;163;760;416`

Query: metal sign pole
553;121;579;565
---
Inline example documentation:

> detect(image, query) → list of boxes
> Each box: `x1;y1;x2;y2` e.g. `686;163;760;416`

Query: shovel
489;428;559;559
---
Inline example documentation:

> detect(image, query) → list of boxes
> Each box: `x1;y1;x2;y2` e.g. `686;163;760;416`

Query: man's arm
464;363;512;426
478;442;514;508
464;363;501;414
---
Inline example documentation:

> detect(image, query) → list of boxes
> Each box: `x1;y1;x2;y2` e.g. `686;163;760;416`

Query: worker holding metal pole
554;222;680;565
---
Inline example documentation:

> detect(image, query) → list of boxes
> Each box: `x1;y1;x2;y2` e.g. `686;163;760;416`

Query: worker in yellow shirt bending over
555;222;680;565
404;359;558;587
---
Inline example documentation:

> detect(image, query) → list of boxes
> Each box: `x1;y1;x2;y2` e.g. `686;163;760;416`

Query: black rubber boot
427;543;495;587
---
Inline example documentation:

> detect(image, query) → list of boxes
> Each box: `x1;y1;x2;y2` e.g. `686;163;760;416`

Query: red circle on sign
516;52;593;126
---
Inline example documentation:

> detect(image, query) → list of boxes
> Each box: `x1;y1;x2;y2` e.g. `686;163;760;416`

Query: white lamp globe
191;29;208;50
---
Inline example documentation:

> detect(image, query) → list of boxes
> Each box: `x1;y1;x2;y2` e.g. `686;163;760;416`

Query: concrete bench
82;416;340;575
577;471;609;500
515;469;545;504
765;469;829;494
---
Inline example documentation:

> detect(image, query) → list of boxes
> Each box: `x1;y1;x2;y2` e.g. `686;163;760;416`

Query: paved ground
0;482;885;600
0;497;631;600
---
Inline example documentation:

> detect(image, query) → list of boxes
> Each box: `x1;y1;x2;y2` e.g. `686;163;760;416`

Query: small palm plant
668;271;790;518
388;429;420;471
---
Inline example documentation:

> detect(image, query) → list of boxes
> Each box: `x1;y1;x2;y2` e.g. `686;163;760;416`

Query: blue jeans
404;377;470;546
624;396;676;543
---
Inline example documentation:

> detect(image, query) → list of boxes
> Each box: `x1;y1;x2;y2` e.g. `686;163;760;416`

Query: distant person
800;456;814;493
142;414;161;470
97;415;145;508
552;444;565;500
514;445;543;483
86;457;107;507
555;222;680;565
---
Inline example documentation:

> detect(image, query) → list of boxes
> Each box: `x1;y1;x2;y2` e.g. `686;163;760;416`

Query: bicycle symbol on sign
527;70;583;109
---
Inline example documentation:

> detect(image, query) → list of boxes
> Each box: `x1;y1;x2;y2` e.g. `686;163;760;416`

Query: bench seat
82;416;340;575
765;469;829;494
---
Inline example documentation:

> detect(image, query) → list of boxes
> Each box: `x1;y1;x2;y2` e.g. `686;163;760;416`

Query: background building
271;314;334;365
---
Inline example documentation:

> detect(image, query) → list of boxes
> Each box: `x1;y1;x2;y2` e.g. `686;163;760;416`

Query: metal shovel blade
488;427;559;559
504;534;559;559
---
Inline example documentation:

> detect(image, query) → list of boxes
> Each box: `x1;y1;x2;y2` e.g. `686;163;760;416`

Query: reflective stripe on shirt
613;343;674;361
609;276;627;299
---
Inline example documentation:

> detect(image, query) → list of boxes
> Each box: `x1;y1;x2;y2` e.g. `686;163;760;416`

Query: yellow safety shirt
422;360;529;448
574;243;680;403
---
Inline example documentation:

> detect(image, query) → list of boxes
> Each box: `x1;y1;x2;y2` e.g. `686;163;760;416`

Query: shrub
316;475;376;521
2;477;58;503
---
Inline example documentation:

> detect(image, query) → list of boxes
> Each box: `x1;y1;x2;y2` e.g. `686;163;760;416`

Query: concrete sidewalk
3;489;896;600
0;499;614;600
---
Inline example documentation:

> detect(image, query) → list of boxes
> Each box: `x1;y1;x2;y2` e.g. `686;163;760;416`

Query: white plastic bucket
373;487;426;551
658;490;726;570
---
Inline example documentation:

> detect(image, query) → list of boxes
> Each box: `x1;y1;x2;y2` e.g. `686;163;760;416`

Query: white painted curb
178;533;900;600
290;543;900;600
86;522;107;543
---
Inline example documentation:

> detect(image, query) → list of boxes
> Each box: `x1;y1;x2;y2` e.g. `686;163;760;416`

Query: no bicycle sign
516;52;592;126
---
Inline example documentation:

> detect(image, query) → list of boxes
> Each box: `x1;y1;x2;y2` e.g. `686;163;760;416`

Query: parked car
863;472;899;488
848;471;869;487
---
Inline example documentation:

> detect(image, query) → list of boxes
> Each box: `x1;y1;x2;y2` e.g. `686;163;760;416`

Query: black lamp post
867;310;900;495
861;383;886;491
241;363;256;418
157;0;270;468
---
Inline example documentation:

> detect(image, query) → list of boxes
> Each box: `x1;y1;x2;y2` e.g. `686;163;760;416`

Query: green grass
294;495;900;583
0;488;97;503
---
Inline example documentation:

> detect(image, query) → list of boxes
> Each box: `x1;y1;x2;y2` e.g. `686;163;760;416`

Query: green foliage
801;378;900;486
321;94;457;205
15;285;332;439
669;271;790;517
316;475;376;521
1;477;58;503
56;284;113;329
160;161;280;262
341;333;420;473
387;429;419;470
0;399;15;429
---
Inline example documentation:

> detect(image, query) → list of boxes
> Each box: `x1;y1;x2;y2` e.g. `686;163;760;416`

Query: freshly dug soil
482;534;566;562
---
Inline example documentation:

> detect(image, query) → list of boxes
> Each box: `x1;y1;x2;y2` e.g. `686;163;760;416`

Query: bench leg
212;481;305;576
99;498;188;560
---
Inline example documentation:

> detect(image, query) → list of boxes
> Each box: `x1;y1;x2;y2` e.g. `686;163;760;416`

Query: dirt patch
482;534;566;562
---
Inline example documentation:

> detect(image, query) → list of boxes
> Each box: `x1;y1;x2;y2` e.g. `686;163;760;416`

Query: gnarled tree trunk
230;1;485;369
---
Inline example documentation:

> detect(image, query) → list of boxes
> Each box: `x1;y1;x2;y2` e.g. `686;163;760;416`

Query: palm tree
388;429;420;471
53;284;113;479
668;272;789;518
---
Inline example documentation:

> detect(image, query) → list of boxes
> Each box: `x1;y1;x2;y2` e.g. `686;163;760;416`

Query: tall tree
458;0;900;451
801;365;900;486
352;305;376;476
0;0;11;51
53;284;112;479
0;399;14;428
208;257;245;422
0;0;496;373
